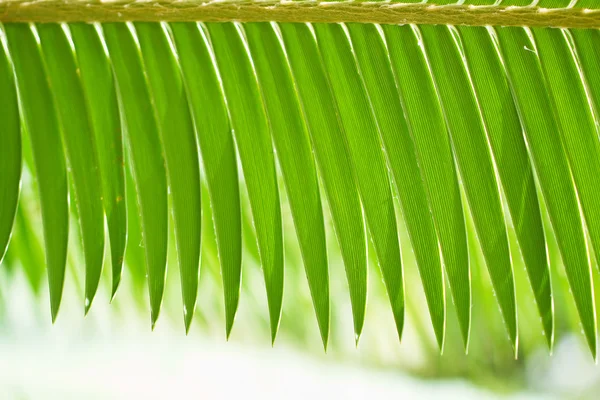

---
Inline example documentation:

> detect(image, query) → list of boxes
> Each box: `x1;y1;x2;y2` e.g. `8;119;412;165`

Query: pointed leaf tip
184;312;193;335
317;322;329;352
225;314;235;341
110;276;121;304
151;312;158;331
84;298;91;316
51;306;59;325
435;330;445;353
321;336;329;353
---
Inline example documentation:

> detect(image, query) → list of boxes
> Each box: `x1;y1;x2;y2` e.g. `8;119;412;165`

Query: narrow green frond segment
279;22;367;340
124;159;147;294
37;23;105;314
4;23;69;322
170;23;242;338
501;0;536;5
570;29;600;123
576;0;600;7
314;23;404;341
135;22;202;334
496;26;597;358
103;23;169;328
0;32;20;263
534;28;600;288
206;22;284;343
537;0;571;7
347;22;445;350
382;24;471;349
458;25;553;348
244;22;330;348
420;25;517;352
69;23;127;300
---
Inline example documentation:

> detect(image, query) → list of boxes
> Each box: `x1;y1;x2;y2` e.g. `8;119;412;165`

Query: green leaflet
500;0;533;5
69;23;127;299
420;25;517;351
576;0;598;7
314;23;404;340
103;23;169;328
570;29;600;121
170;22;242;337
495;26;597;358
382;24;471;349
537;0;570;7
458;25;553;347
533;28;600;289
279;23;367;340
347;22;445;350
244;22;330;348
0;28;20;263
135;22;202;334
124;154;147;299
206;22;284;342
5;24;69;322
37;23;105;314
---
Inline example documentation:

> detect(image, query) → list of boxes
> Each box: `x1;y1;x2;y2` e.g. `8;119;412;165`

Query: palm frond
1;0;600;360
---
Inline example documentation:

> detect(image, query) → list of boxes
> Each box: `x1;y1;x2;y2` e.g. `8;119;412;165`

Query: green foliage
1;0;600;365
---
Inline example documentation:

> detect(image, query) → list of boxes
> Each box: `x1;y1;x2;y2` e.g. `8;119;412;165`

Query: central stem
0;1;599;29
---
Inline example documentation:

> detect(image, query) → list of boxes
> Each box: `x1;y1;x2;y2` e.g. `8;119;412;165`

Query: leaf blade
279;22;367;339
458;25;553;347
37;23;105;313
382;24;471;348
0;29;20;263
244;22;330;347
170;22;242;337
570;29;600;119
347;22;446;350
420;24;517;351
314;23;404;340
4;23;69;321
69;22;127;299
103;22;169;327
533;28;600;303
206;22;284;342
496;26;597;357
135;22;202;333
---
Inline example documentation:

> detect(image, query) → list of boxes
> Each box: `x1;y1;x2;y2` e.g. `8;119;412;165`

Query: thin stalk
0;2;598;29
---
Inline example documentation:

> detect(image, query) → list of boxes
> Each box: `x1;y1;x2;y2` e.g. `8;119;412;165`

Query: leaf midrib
1;1;599;28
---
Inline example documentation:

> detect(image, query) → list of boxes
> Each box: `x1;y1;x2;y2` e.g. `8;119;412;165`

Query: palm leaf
1;0;600;359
